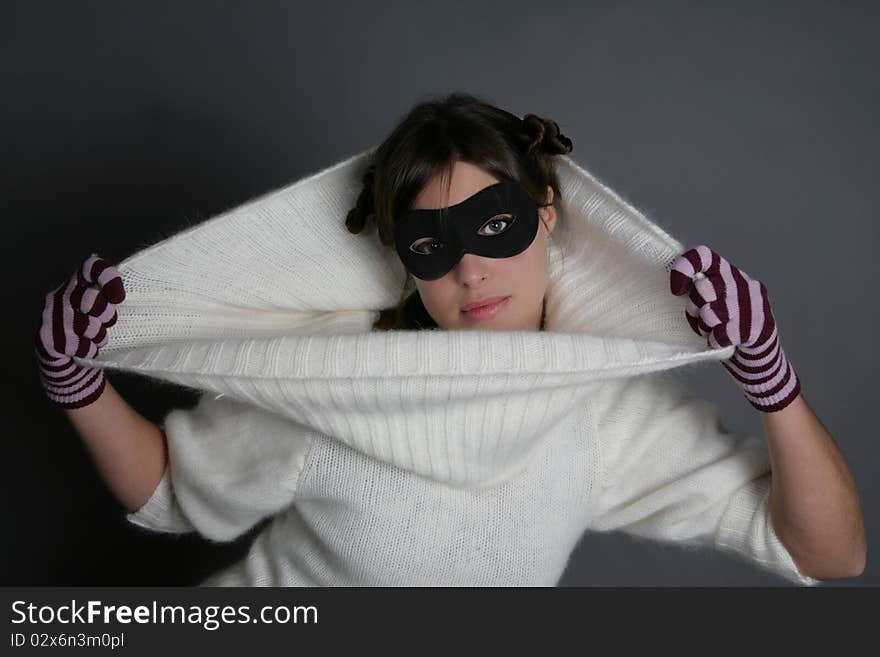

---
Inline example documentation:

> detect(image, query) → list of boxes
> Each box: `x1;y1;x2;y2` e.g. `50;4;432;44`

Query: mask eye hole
410;238;444;256
478;213;515;236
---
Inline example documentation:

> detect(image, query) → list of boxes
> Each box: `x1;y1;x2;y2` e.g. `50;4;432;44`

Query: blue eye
479;213;514;236
410;238;444;256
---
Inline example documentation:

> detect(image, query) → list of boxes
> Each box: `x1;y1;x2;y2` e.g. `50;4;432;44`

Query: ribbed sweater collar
87;148;733;486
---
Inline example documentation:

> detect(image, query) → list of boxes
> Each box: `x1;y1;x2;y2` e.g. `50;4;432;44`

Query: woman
349;95;568;333
35;92;865;586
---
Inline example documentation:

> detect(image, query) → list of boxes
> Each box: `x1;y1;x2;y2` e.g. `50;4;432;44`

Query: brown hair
345;91;573;331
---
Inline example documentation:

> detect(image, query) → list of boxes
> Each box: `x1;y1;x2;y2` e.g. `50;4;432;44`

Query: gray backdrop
5;0;876;586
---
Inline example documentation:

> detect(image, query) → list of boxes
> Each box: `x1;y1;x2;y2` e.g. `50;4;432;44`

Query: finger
72;310;107;344
686;277;718;336
697;245;724;279
684;298;706;337
74;336;99;359
710;320;734;349
688;275;718;308
670;245;716;296
93;330;110;349
71;285;105;317
695;309;715;336
696;274;732;332
77;254;126;305
104;308;118;329
698;299;725;333
73;286;116;324
670;250;698;296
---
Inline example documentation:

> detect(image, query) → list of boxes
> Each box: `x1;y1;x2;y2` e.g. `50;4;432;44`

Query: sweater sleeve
588;370;821;586
125;393;315;543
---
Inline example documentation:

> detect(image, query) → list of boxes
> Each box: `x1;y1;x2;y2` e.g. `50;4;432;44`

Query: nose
453;252;488;285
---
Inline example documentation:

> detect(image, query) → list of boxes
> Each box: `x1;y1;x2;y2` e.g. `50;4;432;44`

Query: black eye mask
393;181;543;281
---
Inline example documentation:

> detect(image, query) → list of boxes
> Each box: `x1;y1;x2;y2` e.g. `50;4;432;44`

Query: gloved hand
34;254;126;410
669;244;801;413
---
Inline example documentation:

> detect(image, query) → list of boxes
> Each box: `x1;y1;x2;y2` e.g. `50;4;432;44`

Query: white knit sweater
87;148;820;586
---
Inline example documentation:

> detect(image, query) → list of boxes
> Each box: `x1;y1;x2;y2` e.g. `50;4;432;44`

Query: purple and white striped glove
34;254;126;410
669;244;801;413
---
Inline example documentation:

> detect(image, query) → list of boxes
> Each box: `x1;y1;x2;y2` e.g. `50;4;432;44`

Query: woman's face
407;160;556;331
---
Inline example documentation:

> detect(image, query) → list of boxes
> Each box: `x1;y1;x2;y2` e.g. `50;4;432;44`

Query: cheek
417;281;454;314
507;239;547;279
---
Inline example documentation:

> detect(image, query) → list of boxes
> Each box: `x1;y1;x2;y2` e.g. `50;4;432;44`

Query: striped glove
34;254;126;410
669;244;801;413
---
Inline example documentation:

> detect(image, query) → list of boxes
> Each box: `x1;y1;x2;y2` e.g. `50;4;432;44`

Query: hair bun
519;113;573;157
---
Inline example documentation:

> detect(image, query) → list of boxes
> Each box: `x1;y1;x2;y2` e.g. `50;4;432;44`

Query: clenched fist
34;254;125;410
669;244;801;413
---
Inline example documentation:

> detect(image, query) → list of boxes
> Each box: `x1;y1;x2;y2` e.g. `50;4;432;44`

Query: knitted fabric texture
83;148;820;586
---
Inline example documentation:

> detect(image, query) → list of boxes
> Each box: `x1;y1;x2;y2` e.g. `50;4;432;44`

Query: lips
461;296;509;312
461;296;510;321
